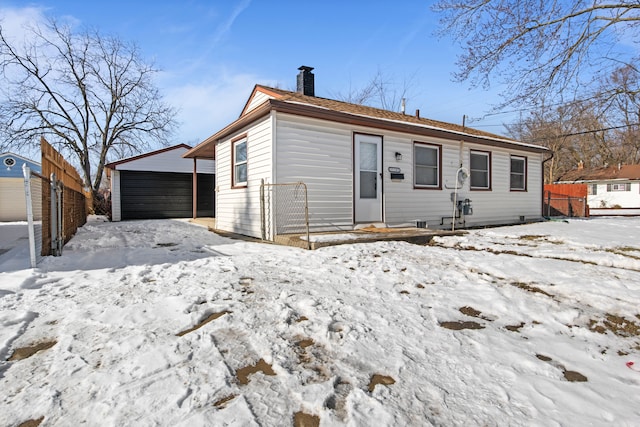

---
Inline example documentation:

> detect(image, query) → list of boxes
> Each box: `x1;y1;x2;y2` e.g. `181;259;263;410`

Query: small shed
0;152;42;222
106;144;215;221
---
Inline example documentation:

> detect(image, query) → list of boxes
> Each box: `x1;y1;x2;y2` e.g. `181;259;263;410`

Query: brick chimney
297;66;314;96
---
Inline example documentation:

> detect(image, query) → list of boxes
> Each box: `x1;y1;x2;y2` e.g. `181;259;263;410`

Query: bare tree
0;19;177;199
330;69;417;112
433;1;640;108
506;101;610;183
599;64;640;163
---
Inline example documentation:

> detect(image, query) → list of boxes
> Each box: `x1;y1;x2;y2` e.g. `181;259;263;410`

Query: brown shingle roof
184;85;550;159
257;86;512;142
558;164;640;182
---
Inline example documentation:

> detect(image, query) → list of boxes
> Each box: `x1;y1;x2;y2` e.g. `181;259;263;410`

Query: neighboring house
106;144;215;221
184;66;551;240
0;152;42;222
556;163;640;215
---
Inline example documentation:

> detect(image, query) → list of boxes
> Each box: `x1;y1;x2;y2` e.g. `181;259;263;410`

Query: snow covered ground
1;216;639;426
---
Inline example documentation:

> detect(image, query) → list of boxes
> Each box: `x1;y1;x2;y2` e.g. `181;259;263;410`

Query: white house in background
184;66;551;240
557;164;640;215
106;144;215;221
0;152;41;222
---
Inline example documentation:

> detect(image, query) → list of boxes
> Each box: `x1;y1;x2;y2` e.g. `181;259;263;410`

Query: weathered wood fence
40;137;87;255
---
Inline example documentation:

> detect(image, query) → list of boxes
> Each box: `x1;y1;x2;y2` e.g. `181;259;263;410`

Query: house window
470;150;491;190
588;184;598;195
510;156;527;191
607;183;631;192
232;138;247;187
414;142;441;188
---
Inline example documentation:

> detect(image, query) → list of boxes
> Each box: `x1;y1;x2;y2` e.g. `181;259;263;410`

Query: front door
354;133;383;223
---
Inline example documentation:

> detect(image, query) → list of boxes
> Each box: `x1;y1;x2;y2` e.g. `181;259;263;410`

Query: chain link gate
260;181;310;249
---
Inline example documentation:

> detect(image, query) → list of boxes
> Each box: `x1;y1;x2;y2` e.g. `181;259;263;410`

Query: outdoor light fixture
395;152;402;161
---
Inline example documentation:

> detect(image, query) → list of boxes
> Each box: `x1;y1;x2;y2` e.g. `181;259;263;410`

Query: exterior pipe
542;151;555;218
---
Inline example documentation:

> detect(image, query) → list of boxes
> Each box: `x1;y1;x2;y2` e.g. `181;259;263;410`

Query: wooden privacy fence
40;137;87;256
543;184;589;218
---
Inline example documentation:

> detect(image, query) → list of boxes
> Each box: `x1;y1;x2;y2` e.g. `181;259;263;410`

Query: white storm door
354;133;383;223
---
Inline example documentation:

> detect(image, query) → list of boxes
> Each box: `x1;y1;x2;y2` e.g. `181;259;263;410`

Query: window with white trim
414;142;440;188
587;184;597;195
233;138;247;187
510;156;527;191
470;150;491;190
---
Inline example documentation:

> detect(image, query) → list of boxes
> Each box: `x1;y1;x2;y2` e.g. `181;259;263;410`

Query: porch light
395;152;402;161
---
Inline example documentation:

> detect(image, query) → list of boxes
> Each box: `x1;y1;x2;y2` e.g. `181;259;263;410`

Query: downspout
542;151;555;218
459;115;466;168
192;158;198;219
452;115;466;231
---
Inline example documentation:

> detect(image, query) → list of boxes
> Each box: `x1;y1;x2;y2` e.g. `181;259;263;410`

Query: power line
523;123;640;143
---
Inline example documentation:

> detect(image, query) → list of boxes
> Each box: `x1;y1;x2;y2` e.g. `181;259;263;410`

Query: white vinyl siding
214;108;546;234
275;113;353;232
114;147;215;174
464;147;542;226
587;181;640;208
385;142;543;228
244;90;273;114
215;116;273;238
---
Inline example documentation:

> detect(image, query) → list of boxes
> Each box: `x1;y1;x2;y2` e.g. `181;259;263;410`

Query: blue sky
0;1;515;146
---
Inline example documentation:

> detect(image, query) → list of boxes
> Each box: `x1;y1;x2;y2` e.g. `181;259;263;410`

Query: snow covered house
557;163;640;216
106;144;215;221
183;66;551;240
0;152;41;222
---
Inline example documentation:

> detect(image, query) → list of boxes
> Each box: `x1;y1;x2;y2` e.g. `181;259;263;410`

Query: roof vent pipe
297;66;315;96
415;109;420;118
401;98;406;114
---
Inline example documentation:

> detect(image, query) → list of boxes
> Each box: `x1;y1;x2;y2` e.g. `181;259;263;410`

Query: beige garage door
0;178;27;221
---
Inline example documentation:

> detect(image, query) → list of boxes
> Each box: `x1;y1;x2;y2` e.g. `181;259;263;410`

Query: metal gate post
50;173;58;255
23;164;37;267
50;173;64;256
57;181;63;254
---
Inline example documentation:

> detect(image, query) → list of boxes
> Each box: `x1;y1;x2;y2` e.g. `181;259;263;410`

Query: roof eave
183;101;272;159
269;100;550;154
184;98;550;159
105;143;192;169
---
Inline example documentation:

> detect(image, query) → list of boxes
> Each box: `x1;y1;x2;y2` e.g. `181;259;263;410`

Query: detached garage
1;152;42;222
106;144;215;221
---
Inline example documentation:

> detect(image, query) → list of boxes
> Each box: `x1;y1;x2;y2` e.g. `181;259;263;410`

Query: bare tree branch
433;1;640;108
0;19;178;199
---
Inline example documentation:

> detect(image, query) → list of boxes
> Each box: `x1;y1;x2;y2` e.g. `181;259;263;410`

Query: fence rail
260;181;310;249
